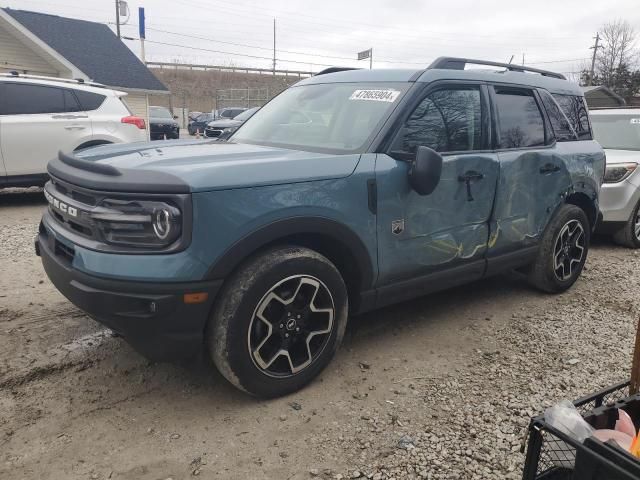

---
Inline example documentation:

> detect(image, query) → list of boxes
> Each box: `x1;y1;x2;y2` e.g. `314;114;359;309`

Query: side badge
391;219;405;235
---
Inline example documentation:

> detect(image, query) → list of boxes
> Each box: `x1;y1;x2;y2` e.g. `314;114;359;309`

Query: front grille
47;177;101;240
205;129;222;138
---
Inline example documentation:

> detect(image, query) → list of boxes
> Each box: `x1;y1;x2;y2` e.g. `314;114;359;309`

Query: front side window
591;114;640;151
553;94;592;140
391;87;483;154
539;90;576;142
0;83;68;115
233;82;409;154
494;88;545;149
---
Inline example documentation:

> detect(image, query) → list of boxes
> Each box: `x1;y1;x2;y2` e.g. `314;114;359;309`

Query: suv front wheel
207;246;348;398
528;204;590;293
613;200;640;249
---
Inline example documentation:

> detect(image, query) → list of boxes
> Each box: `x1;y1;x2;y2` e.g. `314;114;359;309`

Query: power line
143;39;340;67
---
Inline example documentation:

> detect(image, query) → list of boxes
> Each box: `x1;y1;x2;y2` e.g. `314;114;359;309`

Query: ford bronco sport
36;58;605;397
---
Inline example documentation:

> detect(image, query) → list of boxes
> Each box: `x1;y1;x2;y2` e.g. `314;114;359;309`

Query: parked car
188;112;215;135
36;58;604;398
204;106;259;139
149;106;179;140
214;107;247;120
188;111;202;123
0;73;147;188
591;107;640;248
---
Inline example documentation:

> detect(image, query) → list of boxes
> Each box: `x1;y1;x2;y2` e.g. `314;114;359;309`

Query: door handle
458;171;484;202
540;163;561;174
64;125;86;130
458;171;485;183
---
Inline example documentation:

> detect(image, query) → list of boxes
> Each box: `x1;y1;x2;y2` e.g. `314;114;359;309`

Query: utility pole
522;53;525;66
589;33;600;86
272;18;276;75
115;0;121;39
369;48;373;69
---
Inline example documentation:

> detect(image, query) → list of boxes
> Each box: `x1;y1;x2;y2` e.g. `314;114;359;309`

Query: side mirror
408;146;443;196
173;115;179;119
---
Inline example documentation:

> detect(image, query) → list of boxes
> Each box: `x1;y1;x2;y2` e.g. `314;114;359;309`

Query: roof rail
428;57;567;80
0;72;107;88
589;106;638;110
314;67;362;76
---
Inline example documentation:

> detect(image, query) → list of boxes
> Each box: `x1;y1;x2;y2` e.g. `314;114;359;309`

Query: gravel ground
0;188;638;480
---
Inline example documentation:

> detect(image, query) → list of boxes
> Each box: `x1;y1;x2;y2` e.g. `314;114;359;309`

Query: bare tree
596;20;638;86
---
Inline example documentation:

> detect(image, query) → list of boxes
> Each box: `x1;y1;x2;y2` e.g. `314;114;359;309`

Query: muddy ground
1;188;638;480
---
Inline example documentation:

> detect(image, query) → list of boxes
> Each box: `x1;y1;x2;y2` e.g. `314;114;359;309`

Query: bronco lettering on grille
45;190;78;217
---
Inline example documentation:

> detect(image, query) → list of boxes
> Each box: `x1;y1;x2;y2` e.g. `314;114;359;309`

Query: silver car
591;108;640;248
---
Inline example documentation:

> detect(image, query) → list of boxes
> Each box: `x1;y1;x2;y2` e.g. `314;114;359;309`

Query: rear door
0;82;90;176
487;85;573;258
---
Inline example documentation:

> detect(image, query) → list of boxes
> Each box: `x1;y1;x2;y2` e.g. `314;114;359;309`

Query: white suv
0;73;147;188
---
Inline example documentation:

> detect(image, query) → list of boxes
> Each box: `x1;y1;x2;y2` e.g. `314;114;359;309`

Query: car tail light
121;115;146;130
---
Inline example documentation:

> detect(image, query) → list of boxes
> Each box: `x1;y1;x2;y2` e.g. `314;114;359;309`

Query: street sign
357;49;372;60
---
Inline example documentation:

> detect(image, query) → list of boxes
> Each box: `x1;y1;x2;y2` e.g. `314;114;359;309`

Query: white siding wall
0;23;58;75
123;92;150;141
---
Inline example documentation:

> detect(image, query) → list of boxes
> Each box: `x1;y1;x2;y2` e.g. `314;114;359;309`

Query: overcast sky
3;0;640;77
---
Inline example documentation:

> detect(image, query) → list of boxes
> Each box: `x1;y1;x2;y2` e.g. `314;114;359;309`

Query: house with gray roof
0;8;168;135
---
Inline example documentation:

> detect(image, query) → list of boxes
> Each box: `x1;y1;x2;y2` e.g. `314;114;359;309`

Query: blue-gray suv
36;58;605;397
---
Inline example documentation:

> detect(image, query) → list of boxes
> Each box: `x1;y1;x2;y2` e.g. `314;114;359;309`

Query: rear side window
494;88;545;149
539;90;576;142
73;90;106;111
0;83;68;115
392;87;483;154
553;94;592;140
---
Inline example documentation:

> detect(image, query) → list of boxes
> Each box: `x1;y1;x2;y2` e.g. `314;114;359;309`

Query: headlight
91;199;182;248
604;162;637;183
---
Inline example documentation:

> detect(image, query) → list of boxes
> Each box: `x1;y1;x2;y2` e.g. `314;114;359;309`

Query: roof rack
0;71;107;88
427;57;567;80
314;67;361;76
589;106;638;110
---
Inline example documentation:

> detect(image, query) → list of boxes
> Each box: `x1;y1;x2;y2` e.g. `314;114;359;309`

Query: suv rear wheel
528;204;590;293
612;200;640;249
207;246;348;398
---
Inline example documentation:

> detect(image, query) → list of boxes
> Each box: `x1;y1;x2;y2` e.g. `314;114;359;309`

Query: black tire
207;246;348;398
612;200;640;249
528;204;590;293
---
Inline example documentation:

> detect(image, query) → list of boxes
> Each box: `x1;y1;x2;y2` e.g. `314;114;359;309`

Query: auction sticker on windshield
631;118;640;124
349;89;400;102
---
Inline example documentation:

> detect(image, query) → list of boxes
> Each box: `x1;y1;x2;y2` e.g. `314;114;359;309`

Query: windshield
234;107;259;121
232;82;409;153
197;113;214;122
150;107;173;119
591;113;640;151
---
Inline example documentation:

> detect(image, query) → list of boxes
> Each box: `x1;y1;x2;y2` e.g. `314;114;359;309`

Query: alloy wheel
634;209;640;241
248;275;335;378
553;219;586;281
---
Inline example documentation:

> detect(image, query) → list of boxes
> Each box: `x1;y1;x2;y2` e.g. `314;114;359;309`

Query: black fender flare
204;216;375;291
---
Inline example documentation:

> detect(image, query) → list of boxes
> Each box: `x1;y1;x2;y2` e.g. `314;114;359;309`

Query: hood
207;119;242;128
604;149;640;165
72;140;361;192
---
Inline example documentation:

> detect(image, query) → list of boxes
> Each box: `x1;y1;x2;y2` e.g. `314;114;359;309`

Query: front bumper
150;125;180;140
598;178;640;225
36;230;222;360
